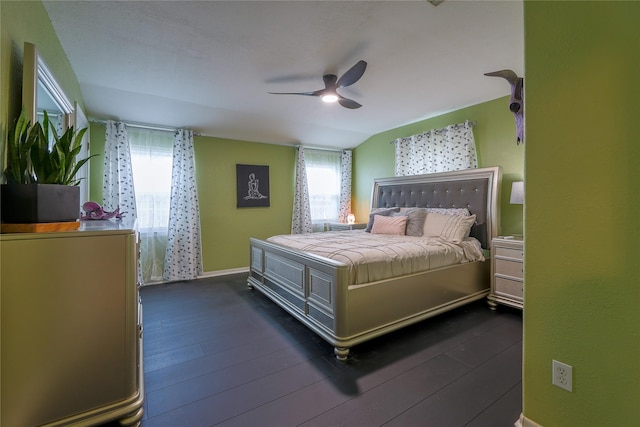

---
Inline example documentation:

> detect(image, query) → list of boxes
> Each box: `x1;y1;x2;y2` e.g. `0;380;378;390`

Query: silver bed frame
248;166;501;360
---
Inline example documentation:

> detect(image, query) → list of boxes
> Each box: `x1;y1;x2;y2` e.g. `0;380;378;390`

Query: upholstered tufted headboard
370;167;501;249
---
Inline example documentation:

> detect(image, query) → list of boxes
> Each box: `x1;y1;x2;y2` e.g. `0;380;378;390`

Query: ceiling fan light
321;94;338;103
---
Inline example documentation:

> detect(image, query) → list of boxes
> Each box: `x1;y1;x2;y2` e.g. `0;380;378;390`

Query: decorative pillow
370;214;407;235
426;207;471;216
364;207;401;232
423;212;476;243
394;208;427;237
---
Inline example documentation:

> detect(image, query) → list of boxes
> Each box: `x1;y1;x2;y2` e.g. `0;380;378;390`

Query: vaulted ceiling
43;0;523;149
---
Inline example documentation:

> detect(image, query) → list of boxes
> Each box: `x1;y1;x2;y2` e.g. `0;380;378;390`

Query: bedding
370;215;407;235
267;231;484;286
364;207;400;232
422;212;477;243
387;207;471;237
424;207;472;216
391;208;427;236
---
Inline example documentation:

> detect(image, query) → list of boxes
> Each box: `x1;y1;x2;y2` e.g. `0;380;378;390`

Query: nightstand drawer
495;258;523;279
490;237;524;310
495;276;523;299
495;246;523;260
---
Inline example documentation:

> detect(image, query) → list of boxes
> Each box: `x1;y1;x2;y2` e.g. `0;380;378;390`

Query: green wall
89;124;295;273
193;137;294;271
8;1;640;424
523;1;640;425
88;94;523;274
353;96;524;236
2;1;525;276
0;1;83;173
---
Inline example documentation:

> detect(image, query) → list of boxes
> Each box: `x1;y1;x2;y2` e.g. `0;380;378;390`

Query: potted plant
1;108;93;224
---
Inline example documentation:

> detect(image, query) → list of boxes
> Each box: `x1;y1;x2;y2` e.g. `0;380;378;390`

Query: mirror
22;42;90;205
22;42;74;131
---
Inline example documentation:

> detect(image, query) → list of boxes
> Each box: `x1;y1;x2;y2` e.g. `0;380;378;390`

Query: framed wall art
236;164;270;208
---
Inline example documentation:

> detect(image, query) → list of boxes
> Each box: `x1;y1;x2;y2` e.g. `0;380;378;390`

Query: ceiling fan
269;60;367;109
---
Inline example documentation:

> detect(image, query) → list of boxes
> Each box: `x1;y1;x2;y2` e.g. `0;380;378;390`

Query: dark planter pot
1;184;80;223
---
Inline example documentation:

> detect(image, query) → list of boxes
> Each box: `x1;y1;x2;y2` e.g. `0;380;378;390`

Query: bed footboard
248;237;490;360
248;237;350;358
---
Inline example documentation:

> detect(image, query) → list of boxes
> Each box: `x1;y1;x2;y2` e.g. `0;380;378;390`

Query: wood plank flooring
137;273;522;427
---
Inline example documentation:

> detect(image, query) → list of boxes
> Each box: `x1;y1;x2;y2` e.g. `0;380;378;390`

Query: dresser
488;236;524;310
0;220;144;426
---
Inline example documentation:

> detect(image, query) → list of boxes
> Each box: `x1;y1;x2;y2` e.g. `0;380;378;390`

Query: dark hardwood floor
138;273;522;427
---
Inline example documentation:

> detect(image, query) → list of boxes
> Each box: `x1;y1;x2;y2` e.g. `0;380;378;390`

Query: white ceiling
43;0;523;149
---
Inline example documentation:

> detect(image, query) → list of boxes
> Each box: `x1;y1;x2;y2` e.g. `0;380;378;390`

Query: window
128;128;173;232
305;149;341;229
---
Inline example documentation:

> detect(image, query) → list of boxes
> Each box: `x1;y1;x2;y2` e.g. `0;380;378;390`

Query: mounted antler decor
485;70;524;144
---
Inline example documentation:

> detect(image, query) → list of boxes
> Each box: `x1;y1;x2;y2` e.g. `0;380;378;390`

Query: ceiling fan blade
338;96;362;109
268;91;319;97
337;60;367;88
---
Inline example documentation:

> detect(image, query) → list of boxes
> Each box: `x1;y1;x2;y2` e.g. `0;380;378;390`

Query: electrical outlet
552;359;573;392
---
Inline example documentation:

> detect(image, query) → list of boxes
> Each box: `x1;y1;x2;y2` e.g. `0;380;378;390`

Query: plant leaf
4;108;33;183
5;107;92;185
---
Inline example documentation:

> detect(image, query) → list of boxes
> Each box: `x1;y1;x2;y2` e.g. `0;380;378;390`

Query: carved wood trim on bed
248;166;501;360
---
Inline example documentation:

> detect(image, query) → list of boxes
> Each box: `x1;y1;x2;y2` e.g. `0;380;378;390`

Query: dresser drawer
495;258;523;279
494;246;523;260
495;276;524;300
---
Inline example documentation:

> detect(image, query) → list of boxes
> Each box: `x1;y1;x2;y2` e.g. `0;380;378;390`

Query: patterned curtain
163;129;203;282
103;121;137;217
291;146;313;234
338;149;352;223
393;120;478;176
128;127;174;285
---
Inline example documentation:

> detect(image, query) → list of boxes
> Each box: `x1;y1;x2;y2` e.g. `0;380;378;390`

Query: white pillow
423;212;476;243
371;215;407;235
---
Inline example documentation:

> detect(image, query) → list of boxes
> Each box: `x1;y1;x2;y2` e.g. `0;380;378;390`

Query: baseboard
515;413;544;427
139;267;250;287
198;267;250;278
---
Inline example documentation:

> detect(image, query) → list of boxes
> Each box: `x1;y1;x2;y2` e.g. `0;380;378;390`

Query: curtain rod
90;119;201;135
389;120;477;144
295;144;350;153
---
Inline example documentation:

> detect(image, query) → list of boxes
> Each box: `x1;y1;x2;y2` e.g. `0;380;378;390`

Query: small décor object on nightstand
488;236;524;310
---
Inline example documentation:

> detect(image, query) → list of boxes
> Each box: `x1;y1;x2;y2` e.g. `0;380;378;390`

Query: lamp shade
510;181;524;204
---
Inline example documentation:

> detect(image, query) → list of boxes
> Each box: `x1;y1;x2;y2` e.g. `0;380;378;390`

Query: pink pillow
370;215;407;235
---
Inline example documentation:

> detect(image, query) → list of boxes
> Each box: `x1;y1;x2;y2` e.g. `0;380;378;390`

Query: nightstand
488;236;524;310
324;222;367;231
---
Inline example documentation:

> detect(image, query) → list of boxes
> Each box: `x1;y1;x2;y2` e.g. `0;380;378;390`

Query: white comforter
267;231;485;286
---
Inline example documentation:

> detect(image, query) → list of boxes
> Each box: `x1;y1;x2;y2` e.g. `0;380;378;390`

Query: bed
248;166;501;360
